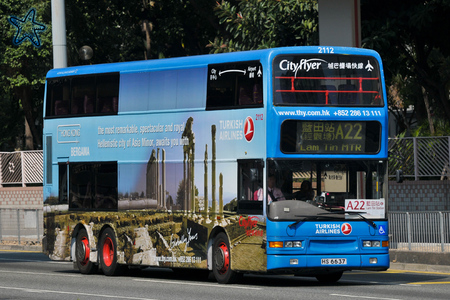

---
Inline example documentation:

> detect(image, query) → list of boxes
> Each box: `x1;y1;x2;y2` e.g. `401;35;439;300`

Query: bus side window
238;86;252;105
237;159;264;215
54;100;69;115
83;95;94;114
253;83;262;104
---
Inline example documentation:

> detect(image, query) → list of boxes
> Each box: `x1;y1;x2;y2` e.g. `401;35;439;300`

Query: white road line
0;269;80;277
0;257;72;264
330;294;402;300
134;278;262;290
0;286;157;300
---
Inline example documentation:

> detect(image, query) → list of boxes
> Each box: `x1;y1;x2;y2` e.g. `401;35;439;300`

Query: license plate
321;258;347;265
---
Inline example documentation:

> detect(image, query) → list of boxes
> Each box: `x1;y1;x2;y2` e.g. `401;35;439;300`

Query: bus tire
99;227;122;276
212;232;239;284
315;271;343;283
75;228;98;274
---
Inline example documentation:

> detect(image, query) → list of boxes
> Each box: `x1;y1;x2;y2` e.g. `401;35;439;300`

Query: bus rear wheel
99;227;122;276
75;228;98;274
315;271;343;283
212;232;239;284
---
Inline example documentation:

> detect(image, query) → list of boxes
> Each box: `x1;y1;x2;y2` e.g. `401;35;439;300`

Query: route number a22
346;200;365;210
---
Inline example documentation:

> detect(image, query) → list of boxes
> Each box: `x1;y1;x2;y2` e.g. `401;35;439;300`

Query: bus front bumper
267;253;390;272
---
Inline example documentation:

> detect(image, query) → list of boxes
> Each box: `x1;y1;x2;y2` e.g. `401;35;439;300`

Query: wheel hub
214;242;229;274
77;237;90;266
102;237;114;267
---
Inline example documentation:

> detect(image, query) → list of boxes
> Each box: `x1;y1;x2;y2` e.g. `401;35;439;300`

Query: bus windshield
267;159;387;221
273;54;383;106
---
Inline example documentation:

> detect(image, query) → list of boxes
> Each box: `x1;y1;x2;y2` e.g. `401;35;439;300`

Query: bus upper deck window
207;61;263;110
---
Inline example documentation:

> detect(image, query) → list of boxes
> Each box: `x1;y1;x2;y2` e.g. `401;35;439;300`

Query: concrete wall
0;187;43;247
389;180;450;212
0;187;43;209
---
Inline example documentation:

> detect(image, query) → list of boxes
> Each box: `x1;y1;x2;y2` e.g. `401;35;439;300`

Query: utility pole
51;0;68;68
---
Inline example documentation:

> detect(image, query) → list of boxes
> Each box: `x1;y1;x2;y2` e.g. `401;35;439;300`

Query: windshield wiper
318;211;377;229
288;214;343;229
349;212;377;229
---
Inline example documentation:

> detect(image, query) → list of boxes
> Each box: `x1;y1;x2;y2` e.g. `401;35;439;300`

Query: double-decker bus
42;46;389;284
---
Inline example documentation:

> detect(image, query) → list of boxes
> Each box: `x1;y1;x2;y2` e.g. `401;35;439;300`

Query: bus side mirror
396;169;404;183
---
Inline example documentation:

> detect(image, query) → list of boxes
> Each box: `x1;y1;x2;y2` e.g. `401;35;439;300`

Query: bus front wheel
99;227;122;276
212;232;239;284
315;271;343;283
75;228;98;274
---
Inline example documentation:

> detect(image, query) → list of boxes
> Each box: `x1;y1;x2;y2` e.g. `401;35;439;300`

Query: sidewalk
390;262;450;273
0;244;42;252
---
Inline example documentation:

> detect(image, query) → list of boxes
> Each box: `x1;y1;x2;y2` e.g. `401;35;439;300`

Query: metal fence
389;136;450;180
0;151;43;187
0;208;43;245
389;211;450;252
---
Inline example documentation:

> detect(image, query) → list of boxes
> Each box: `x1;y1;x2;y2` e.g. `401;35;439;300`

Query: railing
0;151;43;187
389;211;450;252
0;208;43;246
389;136;450;180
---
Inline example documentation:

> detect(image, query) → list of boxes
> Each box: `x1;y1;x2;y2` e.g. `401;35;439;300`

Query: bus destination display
281;120;381;154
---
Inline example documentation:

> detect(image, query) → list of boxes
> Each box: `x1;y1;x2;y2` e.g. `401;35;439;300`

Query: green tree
0;1;52;150
209;0;318;53
362;0;450;136
65;0;144;64
64;0;219;63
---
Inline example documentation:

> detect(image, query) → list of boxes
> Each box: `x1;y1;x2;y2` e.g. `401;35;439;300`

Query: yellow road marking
388;269;450;275
407;281;450;285
0;249;41;253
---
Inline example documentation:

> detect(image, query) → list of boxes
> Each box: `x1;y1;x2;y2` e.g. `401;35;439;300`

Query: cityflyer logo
341;223;352;235
244;116;254;142
279;58;328;76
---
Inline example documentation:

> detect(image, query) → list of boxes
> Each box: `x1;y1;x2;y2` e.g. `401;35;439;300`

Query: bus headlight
363;240;381;247
285;241;302;248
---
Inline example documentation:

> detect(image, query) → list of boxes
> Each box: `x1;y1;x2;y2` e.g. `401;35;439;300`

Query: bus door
231;159;266;272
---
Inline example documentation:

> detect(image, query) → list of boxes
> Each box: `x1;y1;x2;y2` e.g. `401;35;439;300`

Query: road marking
0;257;72;264
330;294;401;300
0;249;41;253
388;269;450;275
406;281;450;285
134;278;262;290
0;286;156;300
0;270;79;278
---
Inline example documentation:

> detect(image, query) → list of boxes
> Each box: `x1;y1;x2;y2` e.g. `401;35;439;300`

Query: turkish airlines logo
341;223;352;235
244;116;254;142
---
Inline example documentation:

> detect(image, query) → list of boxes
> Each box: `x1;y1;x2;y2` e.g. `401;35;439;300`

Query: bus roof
46;46;381;79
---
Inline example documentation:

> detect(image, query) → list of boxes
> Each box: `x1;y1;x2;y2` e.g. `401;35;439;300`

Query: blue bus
43;46;389;284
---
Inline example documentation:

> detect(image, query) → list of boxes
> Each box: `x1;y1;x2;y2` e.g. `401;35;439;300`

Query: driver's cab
237;158;387;220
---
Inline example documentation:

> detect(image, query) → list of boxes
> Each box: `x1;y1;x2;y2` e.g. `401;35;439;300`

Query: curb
389;262;450;274
0;245;42;252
